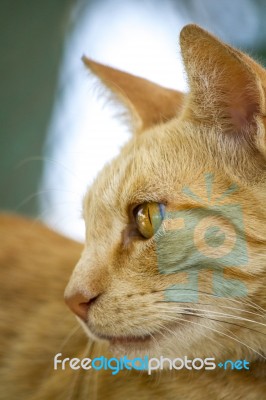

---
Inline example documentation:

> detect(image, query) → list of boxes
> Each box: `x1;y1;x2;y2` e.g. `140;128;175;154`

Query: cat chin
78;317;166;357
76;316;229;363
76;315;226;361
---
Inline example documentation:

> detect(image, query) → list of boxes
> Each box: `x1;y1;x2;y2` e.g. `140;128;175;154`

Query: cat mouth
83;317;195;349
87;321;184;349
86;325;156;349
99;333;152;346
79;319;154;348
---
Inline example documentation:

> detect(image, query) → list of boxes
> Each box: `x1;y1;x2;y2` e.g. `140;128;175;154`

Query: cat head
65;25;266;361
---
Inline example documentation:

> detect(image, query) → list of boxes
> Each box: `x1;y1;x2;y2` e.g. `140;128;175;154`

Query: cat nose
64;291;98;321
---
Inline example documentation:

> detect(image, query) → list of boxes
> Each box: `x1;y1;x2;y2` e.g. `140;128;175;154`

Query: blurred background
1;0;266;241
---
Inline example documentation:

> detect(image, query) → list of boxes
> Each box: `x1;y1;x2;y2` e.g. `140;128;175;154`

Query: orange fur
0;25;265;399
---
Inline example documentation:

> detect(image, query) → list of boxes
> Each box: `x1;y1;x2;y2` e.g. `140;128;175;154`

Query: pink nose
64;291;98;321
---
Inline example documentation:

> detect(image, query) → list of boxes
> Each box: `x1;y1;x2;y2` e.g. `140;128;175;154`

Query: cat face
65;25;266;361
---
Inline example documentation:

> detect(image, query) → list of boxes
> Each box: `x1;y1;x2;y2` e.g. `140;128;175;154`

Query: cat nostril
64;291;98;322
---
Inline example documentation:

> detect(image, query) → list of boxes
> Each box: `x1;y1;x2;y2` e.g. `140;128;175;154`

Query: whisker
156;307;266;337
58;324;82;353
150;288;266;314
156;303;266;328
155;298;265;319
182;301;265;319
156;313;266;360
15;189;81;213
16;156;83;183
65;340;93;400
82;340;99;400
155;317;226;351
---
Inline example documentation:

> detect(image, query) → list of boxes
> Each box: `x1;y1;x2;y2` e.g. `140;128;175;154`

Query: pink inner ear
230;90;259;132
230;105;251;130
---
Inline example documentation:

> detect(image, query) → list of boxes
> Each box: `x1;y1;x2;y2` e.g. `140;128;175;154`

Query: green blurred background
1;0;266;221
0;0;72;215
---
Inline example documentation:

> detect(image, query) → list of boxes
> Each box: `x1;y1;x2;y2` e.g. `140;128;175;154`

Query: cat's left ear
82;57;185;134
180;24;266;158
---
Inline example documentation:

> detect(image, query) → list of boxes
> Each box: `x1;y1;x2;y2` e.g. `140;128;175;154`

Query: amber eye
134;202;165;239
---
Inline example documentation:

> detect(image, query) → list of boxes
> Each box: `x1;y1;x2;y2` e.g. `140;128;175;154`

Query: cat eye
133;202;165;239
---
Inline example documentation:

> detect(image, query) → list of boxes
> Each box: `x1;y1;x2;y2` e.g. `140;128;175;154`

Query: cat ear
82;57;185;134
180;24;266;156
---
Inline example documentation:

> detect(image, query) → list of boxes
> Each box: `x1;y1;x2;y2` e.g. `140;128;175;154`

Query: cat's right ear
82;57;185;134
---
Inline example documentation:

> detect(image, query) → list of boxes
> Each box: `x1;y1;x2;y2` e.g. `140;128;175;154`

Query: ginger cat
0;25;266;400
